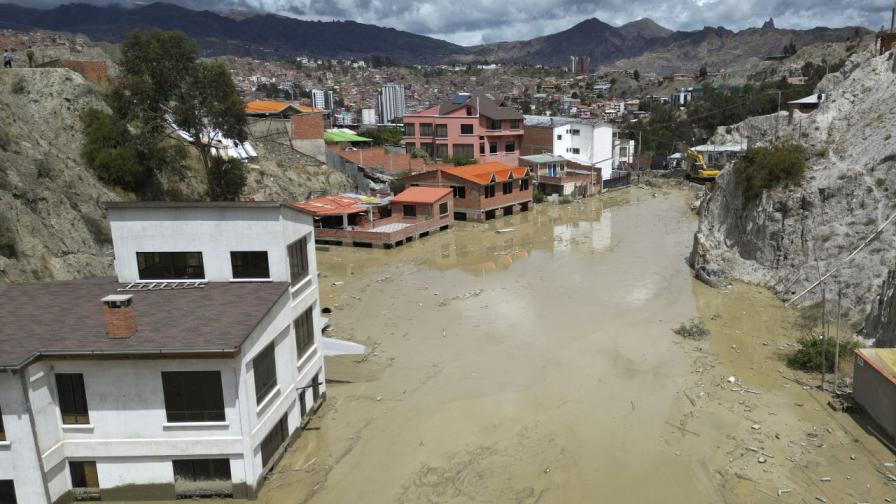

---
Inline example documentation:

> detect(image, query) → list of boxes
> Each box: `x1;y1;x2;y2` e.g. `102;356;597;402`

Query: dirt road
259;188;895;503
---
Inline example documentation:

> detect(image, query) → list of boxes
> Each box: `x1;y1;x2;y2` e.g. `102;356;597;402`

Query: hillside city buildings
0;202;327;503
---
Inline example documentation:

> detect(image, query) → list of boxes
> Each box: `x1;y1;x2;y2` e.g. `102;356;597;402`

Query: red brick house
400;162;532;221
402;93;524;166
290;188;453;248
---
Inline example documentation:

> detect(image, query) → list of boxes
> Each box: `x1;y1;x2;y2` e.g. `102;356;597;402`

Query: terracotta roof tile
441;162;529;185
391;187;452;205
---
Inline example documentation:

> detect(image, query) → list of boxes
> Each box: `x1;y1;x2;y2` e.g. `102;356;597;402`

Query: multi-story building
0;202;326;503
522;116;633;180
400;162;532;221
402;92;524;166
376;83;406;124
310;89;333;111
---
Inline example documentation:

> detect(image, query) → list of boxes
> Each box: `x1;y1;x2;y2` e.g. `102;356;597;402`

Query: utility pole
833;285;842;394
774;90;782;143
820;286;827;391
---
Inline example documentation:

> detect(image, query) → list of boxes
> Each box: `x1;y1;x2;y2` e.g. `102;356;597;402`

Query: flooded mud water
258;187;895;503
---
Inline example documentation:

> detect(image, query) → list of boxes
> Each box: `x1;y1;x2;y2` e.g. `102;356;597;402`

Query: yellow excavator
686;148;721;182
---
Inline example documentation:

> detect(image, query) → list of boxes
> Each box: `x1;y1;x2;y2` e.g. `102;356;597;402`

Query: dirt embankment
0;67;352;284
692;41;896;325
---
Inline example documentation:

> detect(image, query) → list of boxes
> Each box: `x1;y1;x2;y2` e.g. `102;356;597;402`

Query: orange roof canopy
391;186;453;205
442;162;529;185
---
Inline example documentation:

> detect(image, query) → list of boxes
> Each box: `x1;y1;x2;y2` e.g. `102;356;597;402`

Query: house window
287;236;309;286
294;307;315;360
479;143;485;155
486;118;502;130
489;142;498;154
619;146;629;157
439;202;449;217
452;144;474;159
567;147;580;155
508;119;520;129
556;134;562;140
403;123;415;136
405;142;416;154
56;373;89;425
520;178;530;191
460;124;474;135
230;251;270;279
452;186;466;199
0;481;14;504
421;143;435;158
502;181;513;195
162;371;225;423
465;106;472;116
136;252;204;280
435;144;449;159
253;343;278;404
0;404;5;442
403;204;417;217
569;128;580;135
505;142;516;153
69;461;99;489
419;123;433;136
173;459;231;489
435;124;448;138
484;184;496;198
260;414;289;468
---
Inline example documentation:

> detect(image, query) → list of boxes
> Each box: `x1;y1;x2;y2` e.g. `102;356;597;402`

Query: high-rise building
311;89;333;111
377;83;406;124
569;56;578;74
569;55;590;75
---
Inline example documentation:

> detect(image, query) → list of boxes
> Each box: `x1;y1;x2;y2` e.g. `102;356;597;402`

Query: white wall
552;122;615;180
108;205;314;284
0;372;48;504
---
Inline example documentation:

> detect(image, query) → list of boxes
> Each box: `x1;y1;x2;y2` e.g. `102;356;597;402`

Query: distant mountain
0;3;870;72
0;2;462;63
617;18;673;39
604;19;868;75
459;16;867;72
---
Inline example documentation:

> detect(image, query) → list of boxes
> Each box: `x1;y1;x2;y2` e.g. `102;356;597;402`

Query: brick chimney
101;294;136;339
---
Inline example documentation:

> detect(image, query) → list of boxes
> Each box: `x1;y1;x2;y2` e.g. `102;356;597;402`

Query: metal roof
787;93;826;105
323;129;373;143
520;154;566;164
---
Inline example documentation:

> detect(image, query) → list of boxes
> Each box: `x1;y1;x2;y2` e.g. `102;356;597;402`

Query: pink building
402;92;524;166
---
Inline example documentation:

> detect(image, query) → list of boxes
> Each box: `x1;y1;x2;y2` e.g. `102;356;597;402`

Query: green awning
324;131;373;143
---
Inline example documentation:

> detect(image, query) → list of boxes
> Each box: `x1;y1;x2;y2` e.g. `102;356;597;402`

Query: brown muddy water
248;188;896;502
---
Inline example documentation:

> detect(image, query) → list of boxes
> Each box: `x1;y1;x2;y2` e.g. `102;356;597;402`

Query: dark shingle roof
438;93;523;121
0;278;288;369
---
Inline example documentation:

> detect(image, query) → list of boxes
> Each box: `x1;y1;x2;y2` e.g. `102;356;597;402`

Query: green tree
734;143;808;201
207;157;248;201
366;127;403;146
113;30;248;200
633;69;640;82
698;65;708;80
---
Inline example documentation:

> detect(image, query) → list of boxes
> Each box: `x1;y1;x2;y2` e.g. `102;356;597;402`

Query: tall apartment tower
310;89;333;111
377;83;406;124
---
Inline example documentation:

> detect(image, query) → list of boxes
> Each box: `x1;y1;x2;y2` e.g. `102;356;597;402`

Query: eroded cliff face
865;266;896;346
692;43;896;323
0;68;352;284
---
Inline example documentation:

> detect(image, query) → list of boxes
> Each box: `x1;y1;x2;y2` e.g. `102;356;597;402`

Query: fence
602;171;632;191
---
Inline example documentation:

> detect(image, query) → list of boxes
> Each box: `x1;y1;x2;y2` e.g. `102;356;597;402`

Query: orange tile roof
290;195;367;217
244;100;322;115
442;162;529;185
391;186;452;205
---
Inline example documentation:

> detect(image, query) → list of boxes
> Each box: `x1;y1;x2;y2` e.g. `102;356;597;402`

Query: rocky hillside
0;67;352;284
691;40;896;325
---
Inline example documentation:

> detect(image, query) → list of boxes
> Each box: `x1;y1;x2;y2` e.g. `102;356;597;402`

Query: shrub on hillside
734;143;808;202
786;335;858;373
206;157;247;201
673;318;710;339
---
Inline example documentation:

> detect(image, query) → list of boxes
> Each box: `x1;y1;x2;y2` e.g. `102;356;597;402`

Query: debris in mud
437;289;484;307
673;318;710;339
694;264;732;289
495;228;516;234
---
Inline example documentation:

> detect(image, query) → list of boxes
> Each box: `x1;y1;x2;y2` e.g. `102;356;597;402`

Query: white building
551;120;618;180
0;202;326;503
360;108;376;125
310;89;333;111
377;83;406;124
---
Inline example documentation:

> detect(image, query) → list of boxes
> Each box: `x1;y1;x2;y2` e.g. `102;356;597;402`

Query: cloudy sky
14;0;894;45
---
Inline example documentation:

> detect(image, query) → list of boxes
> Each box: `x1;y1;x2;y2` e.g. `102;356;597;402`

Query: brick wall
402;171;532;213
521;127;553;156
102;304;136;339
291;112;324;140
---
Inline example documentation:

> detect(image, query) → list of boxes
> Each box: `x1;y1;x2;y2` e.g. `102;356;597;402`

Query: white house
552;120;618;180
0;202;326;503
